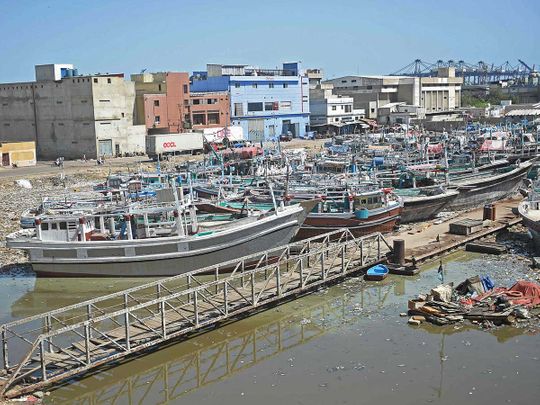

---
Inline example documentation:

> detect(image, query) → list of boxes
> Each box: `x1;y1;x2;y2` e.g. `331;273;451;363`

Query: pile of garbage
406;276;540;327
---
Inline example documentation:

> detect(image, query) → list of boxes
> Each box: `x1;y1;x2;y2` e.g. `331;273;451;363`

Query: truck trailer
146;133;204;160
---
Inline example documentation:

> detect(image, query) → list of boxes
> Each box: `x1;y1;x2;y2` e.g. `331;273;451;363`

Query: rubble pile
407;275;540;328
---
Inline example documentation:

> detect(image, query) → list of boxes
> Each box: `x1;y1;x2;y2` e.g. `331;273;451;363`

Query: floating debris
407;275;540;328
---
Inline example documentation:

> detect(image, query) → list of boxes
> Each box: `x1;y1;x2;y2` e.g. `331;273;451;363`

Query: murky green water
1;251;539;405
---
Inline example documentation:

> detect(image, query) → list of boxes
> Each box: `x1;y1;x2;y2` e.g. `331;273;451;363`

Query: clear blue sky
0;0;538;82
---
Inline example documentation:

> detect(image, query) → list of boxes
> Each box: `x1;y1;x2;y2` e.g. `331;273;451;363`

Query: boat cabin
37;217;94;242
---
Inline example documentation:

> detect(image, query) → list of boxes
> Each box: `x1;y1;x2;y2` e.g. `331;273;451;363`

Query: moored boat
364;264;389;281
518;193;540;252
396;188;459;223
446;161;533;211
295;188;403;240
6;200;316;277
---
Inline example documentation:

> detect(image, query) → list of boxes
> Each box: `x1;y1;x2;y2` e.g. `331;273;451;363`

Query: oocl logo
163;142;177;148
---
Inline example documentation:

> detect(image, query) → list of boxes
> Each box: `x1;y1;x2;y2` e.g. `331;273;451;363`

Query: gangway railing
0;229;392;398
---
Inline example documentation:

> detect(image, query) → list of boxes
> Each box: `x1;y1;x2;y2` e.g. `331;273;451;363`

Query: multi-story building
325;67;462;121
0;64;146;160
310;83;366;135
131;72;230;134
190;62;310;141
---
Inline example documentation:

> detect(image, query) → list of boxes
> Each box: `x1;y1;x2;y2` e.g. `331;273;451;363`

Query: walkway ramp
0;229;391;398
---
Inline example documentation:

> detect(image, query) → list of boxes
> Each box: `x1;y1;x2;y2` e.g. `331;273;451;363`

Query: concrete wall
1;71;145;160
92;76;144;157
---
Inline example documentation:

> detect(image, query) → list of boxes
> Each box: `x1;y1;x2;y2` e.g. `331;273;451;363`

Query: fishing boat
295;188;403;240
395;187;459;223
364;264;389;281
446;160;533;211
6;198;316;277
518;189;540;252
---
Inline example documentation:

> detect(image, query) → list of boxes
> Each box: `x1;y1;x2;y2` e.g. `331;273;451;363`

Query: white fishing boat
7;196;315;277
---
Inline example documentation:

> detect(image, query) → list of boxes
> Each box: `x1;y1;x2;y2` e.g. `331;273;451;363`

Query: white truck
146;133;204;160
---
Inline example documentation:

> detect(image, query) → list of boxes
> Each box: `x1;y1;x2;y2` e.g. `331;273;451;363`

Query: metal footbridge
0;229;392;399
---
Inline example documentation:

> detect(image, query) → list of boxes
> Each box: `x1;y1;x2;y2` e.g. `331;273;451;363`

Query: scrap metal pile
407;276;540;327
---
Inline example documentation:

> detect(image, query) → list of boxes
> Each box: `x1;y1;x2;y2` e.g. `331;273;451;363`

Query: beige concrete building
0;141;36;167
0;64;145;160
325;68;462;121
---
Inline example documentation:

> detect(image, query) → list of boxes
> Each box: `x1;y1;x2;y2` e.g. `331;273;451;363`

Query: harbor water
1;251;539;405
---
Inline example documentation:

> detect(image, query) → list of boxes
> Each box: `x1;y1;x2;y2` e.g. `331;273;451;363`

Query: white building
325;68;462;121
310;83;366;135
377;102;425;125
0;64;146;160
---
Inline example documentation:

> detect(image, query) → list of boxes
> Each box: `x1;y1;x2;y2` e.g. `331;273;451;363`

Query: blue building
190;62;310;141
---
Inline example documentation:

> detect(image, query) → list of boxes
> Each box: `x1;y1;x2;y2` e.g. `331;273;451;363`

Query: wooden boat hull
295;205;401;240
446;162;532;211
8;205;312;277
400;191;459;223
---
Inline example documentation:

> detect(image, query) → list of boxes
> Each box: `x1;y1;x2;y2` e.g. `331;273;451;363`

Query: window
158;84;162;91
100;122;111;125
183;84;188;93
94;78;98;83
207;98;217;104
184;100;189;106
192;113;206;125
154;100;160;107
331;106;337;111
59;222;67;230
248;102;263;112
234;103;244;116
207;112;220;125
252;83;258;88
269;83;274;88
81;100;88;103
283;83;288;88
234;83;240;88
56;101;63;104
265;102;278;111
279;101;292;110
107;78;111;84
42;223;49;231
345;105;352;113
335;118;339;122
51;223;58;230
99;99;110;102
192;99;200;105
352;79;357;83
154;116;160;124
341;80;347;83
371;108;375;113
367;85;372;90
121;112;125;118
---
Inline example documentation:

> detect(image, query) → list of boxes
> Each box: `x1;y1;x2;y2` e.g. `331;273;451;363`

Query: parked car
280;131;293;142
